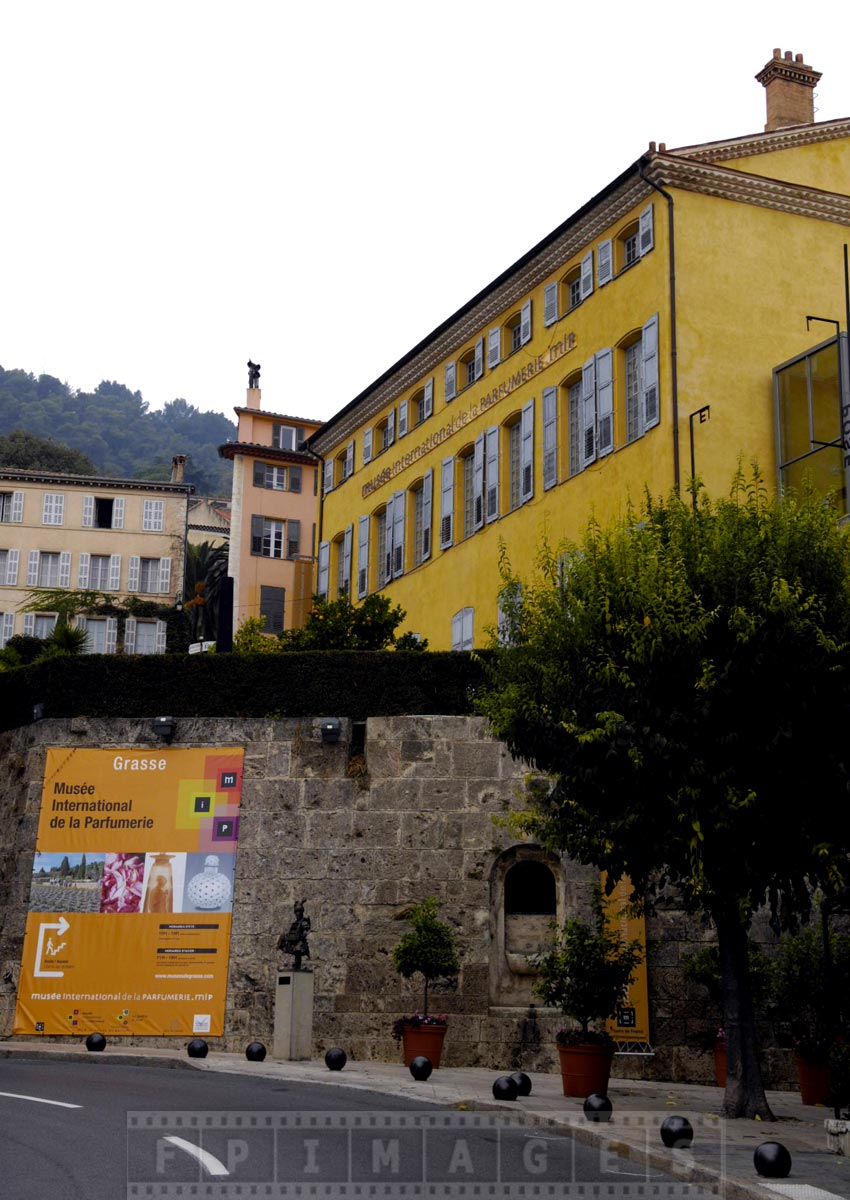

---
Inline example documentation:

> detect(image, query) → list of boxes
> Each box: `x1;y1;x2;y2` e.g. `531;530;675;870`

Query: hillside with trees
0;368;236;496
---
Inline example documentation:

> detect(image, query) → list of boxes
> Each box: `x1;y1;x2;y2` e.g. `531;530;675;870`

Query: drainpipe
640;159;680;495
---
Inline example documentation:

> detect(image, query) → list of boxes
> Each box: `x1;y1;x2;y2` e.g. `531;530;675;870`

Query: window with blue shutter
542;387;558;490
596;348;614;456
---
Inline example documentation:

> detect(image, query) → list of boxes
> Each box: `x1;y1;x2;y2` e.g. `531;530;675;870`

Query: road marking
164;1135;229;1176
763;1187;849;1200
0;1090;82;1109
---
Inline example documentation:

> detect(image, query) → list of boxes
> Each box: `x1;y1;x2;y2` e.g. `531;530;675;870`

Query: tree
231;594;428;653
478;469;850;1119
392;897;460;1017
0;429;96;474
183;541;229;642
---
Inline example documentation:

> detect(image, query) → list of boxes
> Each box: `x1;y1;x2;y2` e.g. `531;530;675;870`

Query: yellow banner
15;747;243;1038
602;874;651;1044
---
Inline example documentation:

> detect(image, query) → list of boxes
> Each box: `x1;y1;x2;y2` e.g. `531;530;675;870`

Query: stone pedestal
274;970;314;1060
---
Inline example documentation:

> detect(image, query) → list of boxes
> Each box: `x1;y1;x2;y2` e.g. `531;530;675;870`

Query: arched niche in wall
489;844;563;1008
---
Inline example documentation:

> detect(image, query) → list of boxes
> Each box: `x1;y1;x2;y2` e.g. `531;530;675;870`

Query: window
439;458;454;549
542;388;558;490
776;335;847;511
260;586;285;635
287;519;301;558
451;607;474;651
376;508;389;587
485;427;499;522
357;515;370;598
0;612;14;648
622;225;640;267
128;555;171;594
375;410;396;454
0;549;20;586
546;253;593;327
89;554;112;589
336;526;353;597
82;616;118;654
411;470;433;567
272;424;298;451
0;491;23;523
253;461;301;491
384;491;405;581
27;550;70;589
567;268;582;312
37;552;62;587
508;420;521;511
461;451;475;539
504;406;533;514
251;516;285;558
33;614;57;639
503;299;532;358
459;337;484;390
339;441;354;481
504;860;556;915
567;378;582;477
142;499;164;531
42;493;64;525
317;541;330;600
410;381;433;428
82;496;124;529
625;339;642;443
124;618;163;655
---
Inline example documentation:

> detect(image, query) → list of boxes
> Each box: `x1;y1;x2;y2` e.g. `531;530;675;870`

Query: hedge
0;651;490;732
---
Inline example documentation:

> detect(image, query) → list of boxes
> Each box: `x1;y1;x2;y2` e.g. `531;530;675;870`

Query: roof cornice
233;406;323;427
667;116;850;164
0;468;194;493
645;152;850;224
217;441;319;465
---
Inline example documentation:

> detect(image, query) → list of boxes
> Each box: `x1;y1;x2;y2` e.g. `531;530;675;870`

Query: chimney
171;454;187;483
756;49;821;132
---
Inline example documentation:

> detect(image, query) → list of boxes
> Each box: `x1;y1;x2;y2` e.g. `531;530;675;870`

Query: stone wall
0;715;796;1086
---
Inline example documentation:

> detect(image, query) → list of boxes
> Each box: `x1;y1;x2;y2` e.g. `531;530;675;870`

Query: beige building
219;374;322;637
0;460;193;653
187;496;231;548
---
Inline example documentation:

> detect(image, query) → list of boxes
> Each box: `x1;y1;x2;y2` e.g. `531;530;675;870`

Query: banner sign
15;746;243;1038
602;874;651;1045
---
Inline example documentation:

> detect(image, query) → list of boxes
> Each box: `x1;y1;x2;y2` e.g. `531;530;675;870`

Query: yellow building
219;370;322;637
0;459;192;653
310;51;850;650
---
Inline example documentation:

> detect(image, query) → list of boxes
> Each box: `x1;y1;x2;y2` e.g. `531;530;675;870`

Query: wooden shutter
158;557;172;595
1;612;14;646
386;408;395;447
77;552;90;589
597;239;613;286
155;620;168;654
341;524;353;594
128;555;140;591
462;607;474;650
112;497;125;529
123;616;137;654
287;519;301;557
75;615;87;646
398;401;408;438
451;610;463;651
357;515;370;597
27;550;39;587
82;496;94;527
363;428;373;464
323;459;334;493
520;299;532;345
582;357;597;467
642;313;660;429
59;551;71;588
423;378;434;418
488;327;501;368
520;400;534;503
485;427;499;522
473;434;485;531
544;282;558;327
542;387;558;490
253;460;266;487
384;494;395;582
421;468;433;562
260;585;285;634
317;541;330;599
109;554;121;590
580;250;594;299
445;361;456;402
440;457;454;549
474;336;484;381
6;548;19;586
596;348;614;456
290;466;302;492
11;491;23;522
105;616;118;654
250;514;264;555
23;613;35;636
639;203;654;256
392;491;405;578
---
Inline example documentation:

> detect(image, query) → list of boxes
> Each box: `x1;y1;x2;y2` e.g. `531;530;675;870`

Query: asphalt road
1;1058;721;1198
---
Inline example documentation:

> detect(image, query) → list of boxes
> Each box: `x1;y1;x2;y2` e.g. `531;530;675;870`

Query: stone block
451;742;506;779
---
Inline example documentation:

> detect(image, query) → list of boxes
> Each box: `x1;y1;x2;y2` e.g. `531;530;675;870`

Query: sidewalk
4;1040;850;1200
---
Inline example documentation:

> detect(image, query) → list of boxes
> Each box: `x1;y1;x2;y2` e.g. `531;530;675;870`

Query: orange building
219;371;322;638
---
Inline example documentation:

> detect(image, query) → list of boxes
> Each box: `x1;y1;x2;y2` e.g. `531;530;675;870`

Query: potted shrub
391;897;460;1068
774;923;850;1105
532;897;642;1097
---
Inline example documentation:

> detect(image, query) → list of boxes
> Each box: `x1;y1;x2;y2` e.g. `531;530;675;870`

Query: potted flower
774;924;850;1105
532;897;642;1097
391;897;460;1068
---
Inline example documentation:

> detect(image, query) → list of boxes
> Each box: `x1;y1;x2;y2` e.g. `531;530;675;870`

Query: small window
134;620;158;655
37;552;62;588
33;613;58;639
142;499;164;531
138;557;161;591
619;221;640;272
566;267;582;311
260;585;285;634
94;498;114;528
42;493;64;526
89;554;111;589
504;861;556;915
272;424;297;451
451;607;474;651
251;516;285;559
0;492;22;523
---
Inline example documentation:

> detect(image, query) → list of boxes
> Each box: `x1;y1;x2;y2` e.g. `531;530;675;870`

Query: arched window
504;860;556;915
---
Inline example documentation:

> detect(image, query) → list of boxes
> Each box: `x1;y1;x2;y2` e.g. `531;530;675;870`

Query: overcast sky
3;2;848;425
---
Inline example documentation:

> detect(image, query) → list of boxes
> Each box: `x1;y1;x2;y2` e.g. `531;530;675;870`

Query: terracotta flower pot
713;1042;727;1087
795;1054;831;1106
557;1042;614;1098
401;1023;447;1068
